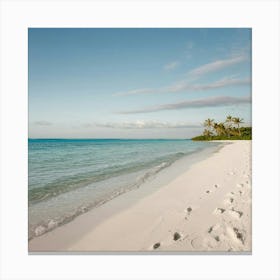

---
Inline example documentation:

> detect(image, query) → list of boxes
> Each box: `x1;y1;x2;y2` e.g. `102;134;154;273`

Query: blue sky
29;28;251;138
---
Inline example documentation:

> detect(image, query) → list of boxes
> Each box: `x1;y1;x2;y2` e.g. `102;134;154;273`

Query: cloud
113;54;250;97
166;77;250;92
115;88;159;96
95;120;200;129
118;95;251;114
187;77;251;91
164;61;180;71
33;121;53;126
114;76;251;96
188;55;246;77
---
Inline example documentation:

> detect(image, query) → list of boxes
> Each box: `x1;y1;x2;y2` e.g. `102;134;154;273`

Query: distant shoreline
192;116;252;141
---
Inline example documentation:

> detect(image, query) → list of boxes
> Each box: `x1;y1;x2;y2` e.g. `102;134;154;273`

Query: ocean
28;139;220;239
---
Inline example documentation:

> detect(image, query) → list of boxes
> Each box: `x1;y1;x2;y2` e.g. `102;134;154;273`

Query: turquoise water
28;139;219;239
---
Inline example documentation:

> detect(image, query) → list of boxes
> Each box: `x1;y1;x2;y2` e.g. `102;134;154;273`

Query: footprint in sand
224;197;234;205
185;207;192;214
208;226;213;233
203;235;222;248
213;208;226;215
153;242;161;250
227;227;245;245
191;228;223;250
208;224;220;234
190;236;204;249
173;232;181;241
184;207;193;220
206;224;225;247
214;236;220;242
228;208;243;219
205;185;218;194
236;183;244;188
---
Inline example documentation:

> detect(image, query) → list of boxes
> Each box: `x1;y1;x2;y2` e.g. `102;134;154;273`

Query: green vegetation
192;116;252;141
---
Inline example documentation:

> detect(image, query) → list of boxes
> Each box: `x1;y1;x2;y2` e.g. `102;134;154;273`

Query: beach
29;140;251;252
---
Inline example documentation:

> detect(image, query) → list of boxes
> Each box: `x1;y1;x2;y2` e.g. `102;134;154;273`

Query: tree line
192;116;252;141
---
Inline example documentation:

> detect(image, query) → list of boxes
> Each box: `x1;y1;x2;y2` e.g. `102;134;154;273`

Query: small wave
29;152;186;205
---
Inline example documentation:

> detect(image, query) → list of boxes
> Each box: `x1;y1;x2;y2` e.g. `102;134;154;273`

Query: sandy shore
29;140;251;253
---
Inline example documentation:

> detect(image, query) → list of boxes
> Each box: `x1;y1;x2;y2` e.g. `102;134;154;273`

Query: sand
29;140;251;253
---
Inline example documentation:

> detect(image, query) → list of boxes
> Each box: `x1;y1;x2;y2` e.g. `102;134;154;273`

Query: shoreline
29;140;251;252
28;141;222;241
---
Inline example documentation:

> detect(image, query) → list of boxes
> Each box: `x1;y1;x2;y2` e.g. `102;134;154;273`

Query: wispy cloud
114;76;250;96
118;95;251;114
164;61;180;71
114;54;249;97
95;120;200;129
166;76;250;92
33;121;53;126
187;77;250;91
115;88;158;96
188;55;246;77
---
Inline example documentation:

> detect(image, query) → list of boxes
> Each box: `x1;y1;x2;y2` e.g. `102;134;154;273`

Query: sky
28;28;251;139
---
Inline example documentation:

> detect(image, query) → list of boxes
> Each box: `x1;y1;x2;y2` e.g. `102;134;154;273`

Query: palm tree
213;122;218;135
218;123;226;136
213;122;226;136
203;118;214;130
195;115;248;140
233;117;244;136
203;129;213;139
230;127;240;136
225;115;233;137
225;115;233;127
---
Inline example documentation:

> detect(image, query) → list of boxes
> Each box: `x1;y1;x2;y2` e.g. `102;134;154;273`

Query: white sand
29;140;251;252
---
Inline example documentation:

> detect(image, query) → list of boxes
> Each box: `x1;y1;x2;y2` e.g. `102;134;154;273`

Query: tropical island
192;115;252;141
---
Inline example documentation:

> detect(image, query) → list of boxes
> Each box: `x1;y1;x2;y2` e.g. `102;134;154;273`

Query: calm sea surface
28;139;219;239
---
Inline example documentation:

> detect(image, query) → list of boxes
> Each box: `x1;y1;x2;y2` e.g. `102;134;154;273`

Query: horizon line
28;138;192;140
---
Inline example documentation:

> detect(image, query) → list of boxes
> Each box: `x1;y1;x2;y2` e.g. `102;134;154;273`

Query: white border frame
1;0;279;279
